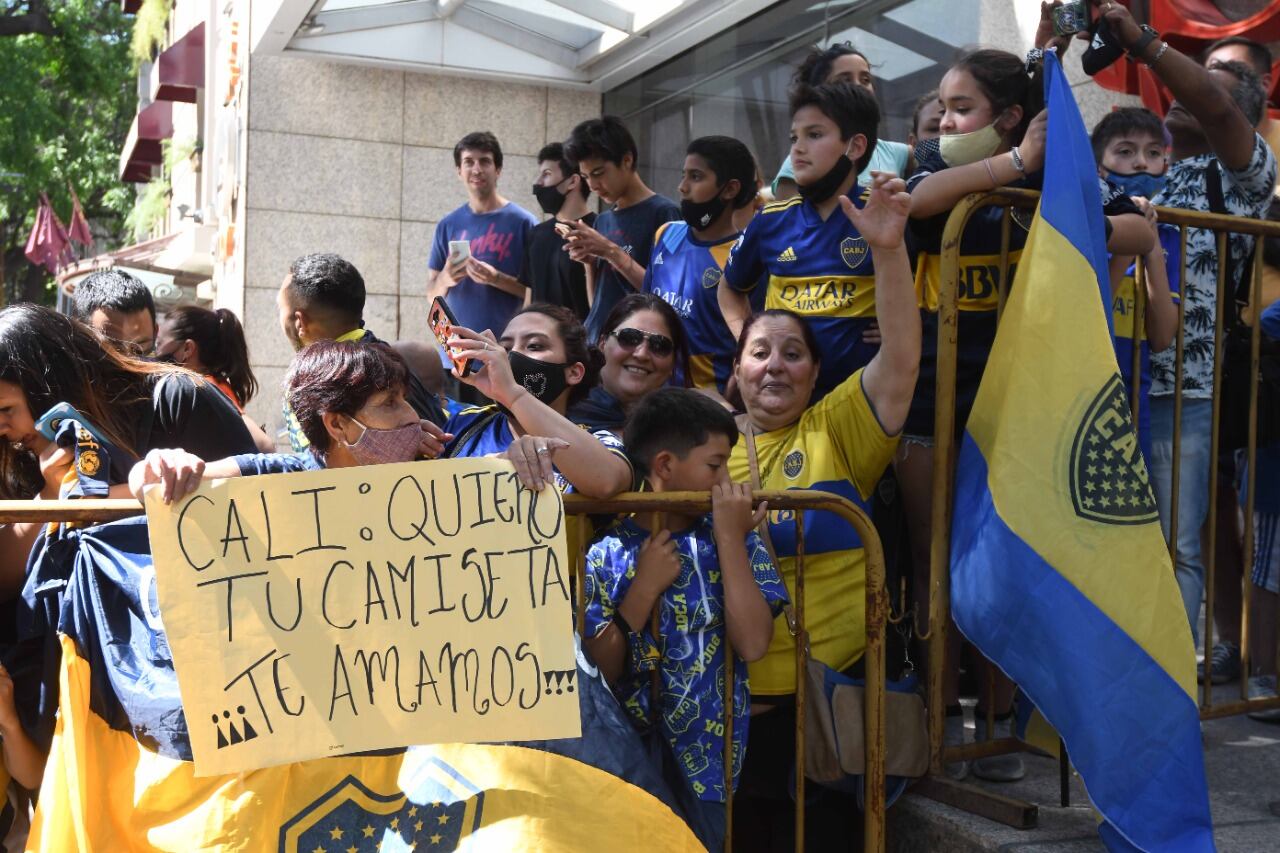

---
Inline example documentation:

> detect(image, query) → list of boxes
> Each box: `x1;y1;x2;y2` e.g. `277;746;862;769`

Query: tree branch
0;0;54;38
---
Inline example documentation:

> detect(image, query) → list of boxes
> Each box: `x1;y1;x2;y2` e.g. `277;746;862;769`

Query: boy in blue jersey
1092;108;1180;465
645;136;763;394
583;389;787;849
717;81;883;401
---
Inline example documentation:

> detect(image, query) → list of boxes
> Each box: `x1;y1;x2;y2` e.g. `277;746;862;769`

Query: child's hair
793;42;871;87
911;90;940;137
564;116;638;167
1090;107;1169;163
536;142;590;198
788;82;880;173
686;136;759;209
163;305;259;405
952;48;1033;144
624;388;738;479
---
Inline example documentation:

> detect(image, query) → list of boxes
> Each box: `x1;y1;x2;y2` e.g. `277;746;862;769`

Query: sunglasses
610;327;675;357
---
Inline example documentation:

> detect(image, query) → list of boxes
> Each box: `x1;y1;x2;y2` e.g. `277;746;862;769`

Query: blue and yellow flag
950;53;1212;852
24;516;705;852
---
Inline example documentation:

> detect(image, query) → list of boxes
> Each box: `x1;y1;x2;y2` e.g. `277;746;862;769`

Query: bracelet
1148;41;1168;66
1127;24;1160;63
1010;147;1026;174
983;157;998;188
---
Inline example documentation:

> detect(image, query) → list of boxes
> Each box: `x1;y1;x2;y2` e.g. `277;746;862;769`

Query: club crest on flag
1068;375;1158;525
279;761;483;852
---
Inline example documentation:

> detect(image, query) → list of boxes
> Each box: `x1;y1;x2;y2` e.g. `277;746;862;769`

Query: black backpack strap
1204;160;1257;328
1205;159;1227;215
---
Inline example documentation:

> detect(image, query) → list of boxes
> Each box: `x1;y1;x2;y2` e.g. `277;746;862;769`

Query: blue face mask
1106;170;1166;200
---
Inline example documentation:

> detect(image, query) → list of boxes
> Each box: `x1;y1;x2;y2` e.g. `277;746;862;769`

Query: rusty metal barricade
0;487;890;852
918;188;1280;826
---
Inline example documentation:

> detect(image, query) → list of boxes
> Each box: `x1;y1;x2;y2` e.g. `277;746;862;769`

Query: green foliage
130;0;169;66
165;136;196;172
124;174;168;241
0;0;136;303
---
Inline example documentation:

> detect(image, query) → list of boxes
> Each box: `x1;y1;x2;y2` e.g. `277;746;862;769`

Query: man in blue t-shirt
428;131;538;337
562;116;680;343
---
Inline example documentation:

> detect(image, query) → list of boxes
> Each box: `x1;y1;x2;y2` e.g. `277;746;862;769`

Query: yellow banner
144;457;581;776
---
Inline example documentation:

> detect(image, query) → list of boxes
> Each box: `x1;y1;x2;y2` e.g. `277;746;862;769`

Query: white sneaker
971;715;1026;782
1247;675;1280;723
943;713;969;781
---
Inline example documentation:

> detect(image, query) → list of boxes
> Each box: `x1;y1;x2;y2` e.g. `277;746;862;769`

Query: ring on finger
536;447;551;455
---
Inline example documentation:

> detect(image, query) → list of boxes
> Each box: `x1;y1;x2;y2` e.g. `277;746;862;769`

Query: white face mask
938;122;1004;167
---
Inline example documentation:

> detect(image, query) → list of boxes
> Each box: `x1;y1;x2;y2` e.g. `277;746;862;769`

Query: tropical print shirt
1151;134;1275;399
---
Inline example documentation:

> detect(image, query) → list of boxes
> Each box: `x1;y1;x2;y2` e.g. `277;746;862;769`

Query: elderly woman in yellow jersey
727;171;918;846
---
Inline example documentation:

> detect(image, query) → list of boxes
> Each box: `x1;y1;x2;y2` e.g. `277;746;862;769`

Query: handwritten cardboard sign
144;457;581;776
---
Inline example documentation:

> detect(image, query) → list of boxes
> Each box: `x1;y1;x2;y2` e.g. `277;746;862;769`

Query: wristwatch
1128;24;1160;63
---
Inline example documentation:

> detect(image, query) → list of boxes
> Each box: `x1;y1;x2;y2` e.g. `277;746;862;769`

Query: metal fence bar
924;190;1280;816
1203;231;1229;712
1169;225;1189;569
1240;252;1264;702
793;510;807;853
1131;257;1147;435
2;488;888;851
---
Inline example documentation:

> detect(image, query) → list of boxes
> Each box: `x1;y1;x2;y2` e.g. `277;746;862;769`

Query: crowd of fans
2;2;1280;849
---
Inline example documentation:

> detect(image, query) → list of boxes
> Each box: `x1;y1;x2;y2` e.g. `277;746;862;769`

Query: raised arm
910;111;1047;219
1097;1;1256;170
717;275;753;342
842;173;920;434
447;329;633;498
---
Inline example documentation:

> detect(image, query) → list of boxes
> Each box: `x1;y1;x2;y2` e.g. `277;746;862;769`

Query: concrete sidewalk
887;687;1280;851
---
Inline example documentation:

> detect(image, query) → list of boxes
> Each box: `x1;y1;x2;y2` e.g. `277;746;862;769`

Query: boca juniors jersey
644;221;763;393
721;187;878;401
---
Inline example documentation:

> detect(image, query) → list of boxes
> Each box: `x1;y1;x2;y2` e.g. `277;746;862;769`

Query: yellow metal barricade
924;190;1280;816
0;488;890;852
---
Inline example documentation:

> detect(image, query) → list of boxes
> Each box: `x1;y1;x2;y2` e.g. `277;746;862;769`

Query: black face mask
797;150;854;204
680;190;729;231
508;349;570;405
532;182;568;216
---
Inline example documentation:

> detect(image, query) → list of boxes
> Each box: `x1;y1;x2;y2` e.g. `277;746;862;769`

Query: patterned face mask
340;416;421;465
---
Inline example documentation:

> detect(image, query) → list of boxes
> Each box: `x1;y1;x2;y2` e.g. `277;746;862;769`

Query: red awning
118;99;174;183
154;23;205;103
1093;1;1280;116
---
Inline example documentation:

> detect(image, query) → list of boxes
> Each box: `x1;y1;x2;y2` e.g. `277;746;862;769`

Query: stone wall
237;55;600;434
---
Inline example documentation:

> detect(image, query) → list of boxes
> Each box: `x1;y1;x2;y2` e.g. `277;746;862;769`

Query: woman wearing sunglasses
442;304;633;498
570;293;691;438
